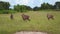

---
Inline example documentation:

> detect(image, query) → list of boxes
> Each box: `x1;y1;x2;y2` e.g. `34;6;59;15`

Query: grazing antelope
47;14;54;20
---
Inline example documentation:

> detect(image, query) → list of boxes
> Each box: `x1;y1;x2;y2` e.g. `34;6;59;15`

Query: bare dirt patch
14;31;47;34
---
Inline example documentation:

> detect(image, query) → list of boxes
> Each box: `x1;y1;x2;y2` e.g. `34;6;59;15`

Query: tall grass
0;11;60;34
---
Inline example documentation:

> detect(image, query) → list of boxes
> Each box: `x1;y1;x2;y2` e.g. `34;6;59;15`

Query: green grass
0;11;60;34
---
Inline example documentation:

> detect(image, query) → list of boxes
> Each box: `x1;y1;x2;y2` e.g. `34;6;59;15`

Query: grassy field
0;11;60;34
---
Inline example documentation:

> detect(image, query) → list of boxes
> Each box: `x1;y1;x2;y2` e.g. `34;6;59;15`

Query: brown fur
21;14;30;21
47;14;54;20
10;14;13;19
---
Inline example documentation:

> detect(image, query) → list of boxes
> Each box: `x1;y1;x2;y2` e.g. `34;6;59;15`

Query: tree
14;5;32;12
33;6;40;11
40;3;53;10
0;1;10;10
54;2;60;10
25;6;32;11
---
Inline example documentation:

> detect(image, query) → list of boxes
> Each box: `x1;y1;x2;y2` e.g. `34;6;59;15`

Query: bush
0;10;16;14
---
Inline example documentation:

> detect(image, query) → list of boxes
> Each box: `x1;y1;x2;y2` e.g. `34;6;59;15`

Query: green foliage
14;5;32;12
14;2;60;11
40;3;53;10
0;1;10;10
33;6;40;11
0;10;16;14
54;2;60;10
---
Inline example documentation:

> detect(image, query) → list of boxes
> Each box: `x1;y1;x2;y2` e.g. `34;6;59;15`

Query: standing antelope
21;14;30;21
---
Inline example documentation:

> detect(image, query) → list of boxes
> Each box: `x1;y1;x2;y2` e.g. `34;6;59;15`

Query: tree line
0;1;60;13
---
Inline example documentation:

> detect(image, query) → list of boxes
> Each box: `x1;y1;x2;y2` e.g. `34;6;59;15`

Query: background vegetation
0;1;60;14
